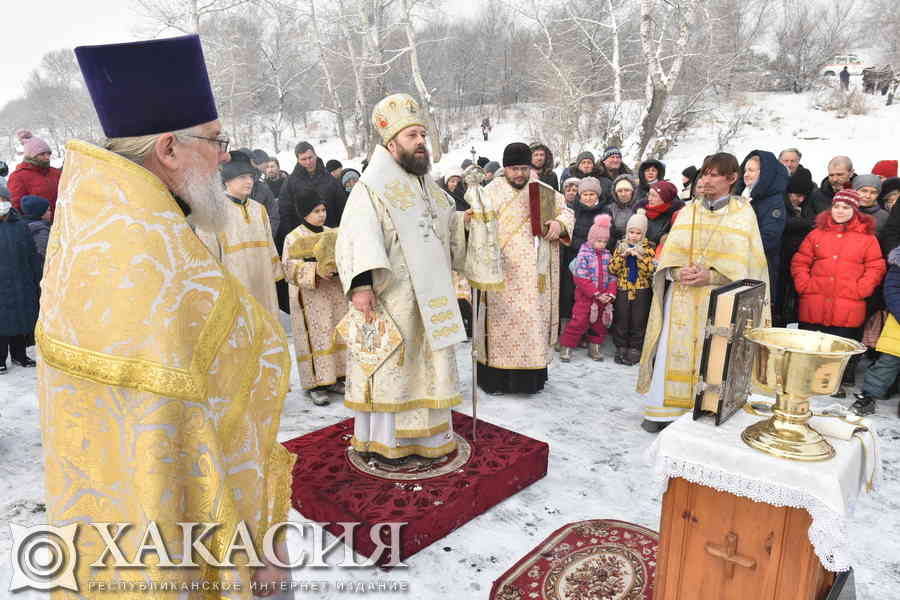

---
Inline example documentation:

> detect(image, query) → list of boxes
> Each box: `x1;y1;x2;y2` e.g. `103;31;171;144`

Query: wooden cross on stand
704;532;757;579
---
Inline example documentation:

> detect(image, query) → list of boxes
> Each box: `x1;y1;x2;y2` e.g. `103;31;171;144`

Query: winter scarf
645;200;672;221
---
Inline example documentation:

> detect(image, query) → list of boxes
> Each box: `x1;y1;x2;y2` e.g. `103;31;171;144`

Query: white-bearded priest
336;93;501;461
37;35;295;597
476;143;574;395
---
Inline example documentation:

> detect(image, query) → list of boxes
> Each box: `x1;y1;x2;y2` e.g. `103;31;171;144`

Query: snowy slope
2;91;900;599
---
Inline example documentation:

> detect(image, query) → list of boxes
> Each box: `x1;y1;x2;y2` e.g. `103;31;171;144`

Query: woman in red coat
7;130;61;215
791;188;886;396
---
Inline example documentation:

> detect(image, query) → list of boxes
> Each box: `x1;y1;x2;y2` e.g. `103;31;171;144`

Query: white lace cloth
647;401;881;572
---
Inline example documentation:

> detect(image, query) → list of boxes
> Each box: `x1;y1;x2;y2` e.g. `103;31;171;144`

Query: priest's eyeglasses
183;134;230;153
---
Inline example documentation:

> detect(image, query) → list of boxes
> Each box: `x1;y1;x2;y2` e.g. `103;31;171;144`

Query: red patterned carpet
490;520;659;600
282;411;549;564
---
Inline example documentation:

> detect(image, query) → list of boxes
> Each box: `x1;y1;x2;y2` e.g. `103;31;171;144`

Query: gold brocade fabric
636;197;770;408
478;177;574;370
283;224;348;390
196;198;283;323
336;163;468;455
38;141;295;599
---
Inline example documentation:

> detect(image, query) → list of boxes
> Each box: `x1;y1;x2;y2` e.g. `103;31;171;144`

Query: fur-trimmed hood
888;246;900;268
814;210;876;235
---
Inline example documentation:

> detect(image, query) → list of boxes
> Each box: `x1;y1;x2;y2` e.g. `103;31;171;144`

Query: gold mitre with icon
286;229;338;278
372;93;426;144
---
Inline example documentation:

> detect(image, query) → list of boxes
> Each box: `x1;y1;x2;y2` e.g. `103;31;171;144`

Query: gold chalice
742;328;865;461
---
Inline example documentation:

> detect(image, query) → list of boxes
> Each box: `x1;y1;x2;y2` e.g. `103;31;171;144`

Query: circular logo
9;523;79;592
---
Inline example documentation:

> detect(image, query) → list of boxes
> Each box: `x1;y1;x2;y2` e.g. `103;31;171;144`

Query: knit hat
832;189;860;210
221;156;256;183
562;177;580;190
341;169;360;187
297;187;326;217
682;165;698;180
787;169;815;195
613;174;636;192
853;174;882;193
325;159;343;172
872;160;898;179
477;156;490;168
881;177;900;200
16;130;51;158
578;176;602;196
502;142;532;167
575;151;595;165
252;149;270;165
602;147;622;161
626;208;648;235
21;195;49;219
461;159;473;170
484;161;501;175
587;214;612;245
650;180;678;205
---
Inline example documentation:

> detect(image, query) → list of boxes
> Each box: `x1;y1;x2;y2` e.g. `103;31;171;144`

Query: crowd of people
5;119;900;422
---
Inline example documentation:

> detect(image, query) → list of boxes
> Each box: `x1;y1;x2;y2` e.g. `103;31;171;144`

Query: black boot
850;393;876;416
641;419;671;434
614;347;626;364
11;356;36;368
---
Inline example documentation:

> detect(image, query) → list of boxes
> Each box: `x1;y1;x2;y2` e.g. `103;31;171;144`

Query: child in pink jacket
560;214;618;362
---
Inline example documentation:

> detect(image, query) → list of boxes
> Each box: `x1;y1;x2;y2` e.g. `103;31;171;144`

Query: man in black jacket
809;155;855;216
276;141;346;253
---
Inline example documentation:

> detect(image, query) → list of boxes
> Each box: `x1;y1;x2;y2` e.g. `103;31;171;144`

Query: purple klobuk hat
75;34;218;138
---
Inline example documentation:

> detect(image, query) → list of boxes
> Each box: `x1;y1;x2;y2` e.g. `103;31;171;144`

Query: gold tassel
537;274;546;293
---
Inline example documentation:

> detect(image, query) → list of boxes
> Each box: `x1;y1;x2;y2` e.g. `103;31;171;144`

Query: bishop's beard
397;144;431;176
182;167;227;234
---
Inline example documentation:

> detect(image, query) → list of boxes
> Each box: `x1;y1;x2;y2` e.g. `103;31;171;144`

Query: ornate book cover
693;279;767;425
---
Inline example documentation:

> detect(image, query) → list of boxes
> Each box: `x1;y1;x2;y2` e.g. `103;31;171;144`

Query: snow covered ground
3;91;900;599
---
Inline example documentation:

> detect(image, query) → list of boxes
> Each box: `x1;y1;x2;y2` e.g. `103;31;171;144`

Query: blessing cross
704;532;757;579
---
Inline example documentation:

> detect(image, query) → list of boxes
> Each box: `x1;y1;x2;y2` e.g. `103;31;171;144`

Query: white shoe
308;389;330;406
328;381;346;394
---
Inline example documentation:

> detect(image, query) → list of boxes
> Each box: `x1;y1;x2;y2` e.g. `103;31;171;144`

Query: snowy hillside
2;91;899;599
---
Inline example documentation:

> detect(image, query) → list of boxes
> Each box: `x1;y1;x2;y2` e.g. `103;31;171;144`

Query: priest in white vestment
336;93;500;461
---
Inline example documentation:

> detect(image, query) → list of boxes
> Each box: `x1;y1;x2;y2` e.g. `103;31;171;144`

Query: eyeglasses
183;134;230;153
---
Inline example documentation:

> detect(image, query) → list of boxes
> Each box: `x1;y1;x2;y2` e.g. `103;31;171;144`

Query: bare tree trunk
401;0;442;162
635;0;699;161
311;0;354;158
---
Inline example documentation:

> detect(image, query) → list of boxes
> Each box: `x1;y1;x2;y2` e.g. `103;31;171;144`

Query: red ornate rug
490;520;659;600
282;411;549;565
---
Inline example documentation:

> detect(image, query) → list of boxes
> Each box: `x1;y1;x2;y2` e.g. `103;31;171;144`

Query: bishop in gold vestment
336;93;501;459
637;160;769;431
37;35;295;597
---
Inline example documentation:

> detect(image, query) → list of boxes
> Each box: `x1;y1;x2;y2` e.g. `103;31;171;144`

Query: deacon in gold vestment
336;93;500;460
477;143;574;395
637;154;770;432
37;35;295;598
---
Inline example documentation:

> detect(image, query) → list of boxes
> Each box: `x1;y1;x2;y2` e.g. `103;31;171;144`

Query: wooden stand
656;477;836;600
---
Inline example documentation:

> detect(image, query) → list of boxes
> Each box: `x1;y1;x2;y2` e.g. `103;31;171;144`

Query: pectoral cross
704;532;757;579
419;216;431;240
